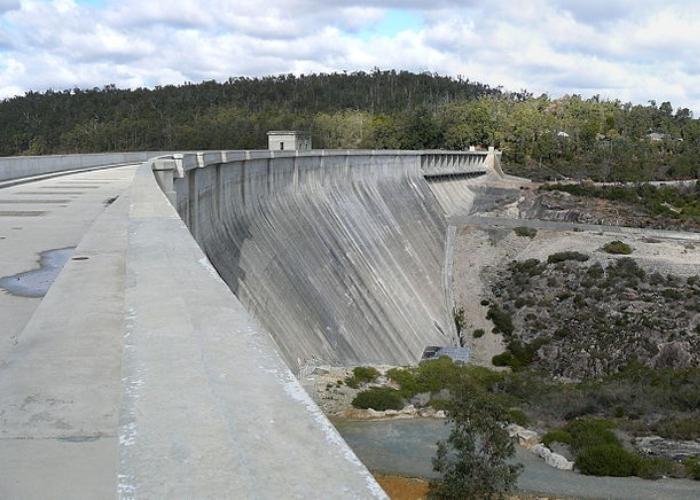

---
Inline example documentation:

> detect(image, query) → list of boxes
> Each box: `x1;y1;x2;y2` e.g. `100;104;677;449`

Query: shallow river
333;418;700;500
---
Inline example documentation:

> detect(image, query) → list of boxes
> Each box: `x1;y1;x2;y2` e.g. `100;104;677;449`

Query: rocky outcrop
507;424;540;449
635;436;700;461
652;341;693;370
507;424;575;471
531;444;575;470
339;405;447;420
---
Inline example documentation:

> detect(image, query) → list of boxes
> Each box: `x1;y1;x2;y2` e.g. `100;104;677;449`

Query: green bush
684;458;700;480
344;376;360;388
510;258;544;276
662;288;684;301
514;226;537;238
386;367;419;398
547;251;589;264
351;387;404;411
493;338;550;371
603;240;633;255
480;299;490;306
487;305;514;335
345;366;380;388
507;408;529;426
473;328;485;338
653;416;700;440
636;457;676;479
492;352;513;367
587;263;605;279
430;399;451;411
541;429;573;447
562;418;619;452
576;444;639;477
606;258;645;281
453;306;466;334
416;357;462;393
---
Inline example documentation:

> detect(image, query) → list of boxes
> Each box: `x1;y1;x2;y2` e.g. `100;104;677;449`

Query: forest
1;69;699;181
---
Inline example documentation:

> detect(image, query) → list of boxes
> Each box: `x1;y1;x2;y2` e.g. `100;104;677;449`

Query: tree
429;380;521;499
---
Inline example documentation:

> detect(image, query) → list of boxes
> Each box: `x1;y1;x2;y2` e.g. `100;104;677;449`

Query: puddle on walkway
0;247;75;297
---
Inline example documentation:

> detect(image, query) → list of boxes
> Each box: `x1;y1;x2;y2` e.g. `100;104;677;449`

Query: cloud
0;0;19;13
0;0;699;113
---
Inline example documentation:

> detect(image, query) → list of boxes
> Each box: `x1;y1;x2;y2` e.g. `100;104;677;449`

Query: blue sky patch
356;9;424;40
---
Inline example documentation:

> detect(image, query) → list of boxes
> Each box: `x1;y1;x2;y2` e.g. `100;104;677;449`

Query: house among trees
267;130;312;151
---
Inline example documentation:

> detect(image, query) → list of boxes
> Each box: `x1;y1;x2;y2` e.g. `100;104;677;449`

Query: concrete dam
154;149;500;371
0;148;500;498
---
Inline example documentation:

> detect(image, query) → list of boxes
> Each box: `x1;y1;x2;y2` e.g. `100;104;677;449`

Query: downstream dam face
153;149;499;371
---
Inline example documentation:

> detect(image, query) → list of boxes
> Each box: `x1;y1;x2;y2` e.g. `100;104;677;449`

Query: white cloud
0;0;699;112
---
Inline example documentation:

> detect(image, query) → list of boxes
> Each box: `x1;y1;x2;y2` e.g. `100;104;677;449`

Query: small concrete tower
267;131;312;151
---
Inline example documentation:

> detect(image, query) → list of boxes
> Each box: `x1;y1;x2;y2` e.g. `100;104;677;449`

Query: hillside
1;70;699;182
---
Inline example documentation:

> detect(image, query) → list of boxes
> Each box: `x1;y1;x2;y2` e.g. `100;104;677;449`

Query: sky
0;0;699;112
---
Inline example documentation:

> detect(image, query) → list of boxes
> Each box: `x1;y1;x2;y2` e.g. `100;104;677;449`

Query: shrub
492;352;512;367
576;444;639;477
480;299;490;306
354;366;380;383
510;258;543;276
562;418;619;452
636;457;676;479
386;367;419;398
547;251;589;264
541;429;573;447
653;416;700;440
603;240;633;255
514;226;537;238
344;376;360;388
416;357;462;393
684;458;700;480
351;387;404;411
510;338;550;369
507;408;529;426
587;263;605;279
453;306;466;334
345;366;380;388
487;305;514;335
473;328;485;338
662;288;684;301
430;399;451;411
607;257;645;280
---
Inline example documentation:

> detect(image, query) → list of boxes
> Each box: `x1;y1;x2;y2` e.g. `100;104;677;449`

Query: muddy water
0;247;74;297
334;418;700;500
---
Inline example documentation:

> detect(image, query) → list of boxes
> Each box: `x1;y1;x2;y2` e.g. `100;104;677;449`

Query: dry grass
374;473;572;500
373;474;429;500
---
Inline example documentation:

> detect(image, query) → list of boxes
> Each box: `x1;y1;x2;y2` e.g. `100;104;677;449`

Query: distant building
421;345;471;364
556;131;570;138
267;130;312;151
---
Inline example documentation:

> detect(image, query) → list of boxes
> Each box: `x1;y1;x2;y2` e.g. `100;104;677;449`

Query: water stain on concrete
0;247;75;298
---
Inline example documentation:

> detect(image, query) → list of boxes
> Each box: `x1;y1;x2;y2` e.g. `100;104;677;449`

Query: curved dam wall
154;149;496;371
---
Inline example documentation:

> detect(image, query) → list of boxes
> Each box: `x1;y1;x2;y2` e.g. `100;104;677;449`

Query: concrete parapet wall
119;162;386;498
0;151;172;182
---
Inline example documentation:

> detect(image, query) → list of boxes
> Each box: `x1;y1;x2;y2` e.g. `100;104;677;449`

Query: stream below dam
333;418;700;500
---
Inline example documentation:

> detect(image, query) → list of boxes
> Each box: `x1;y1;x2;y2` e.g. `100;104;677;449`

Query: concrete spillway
155;150;497;371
